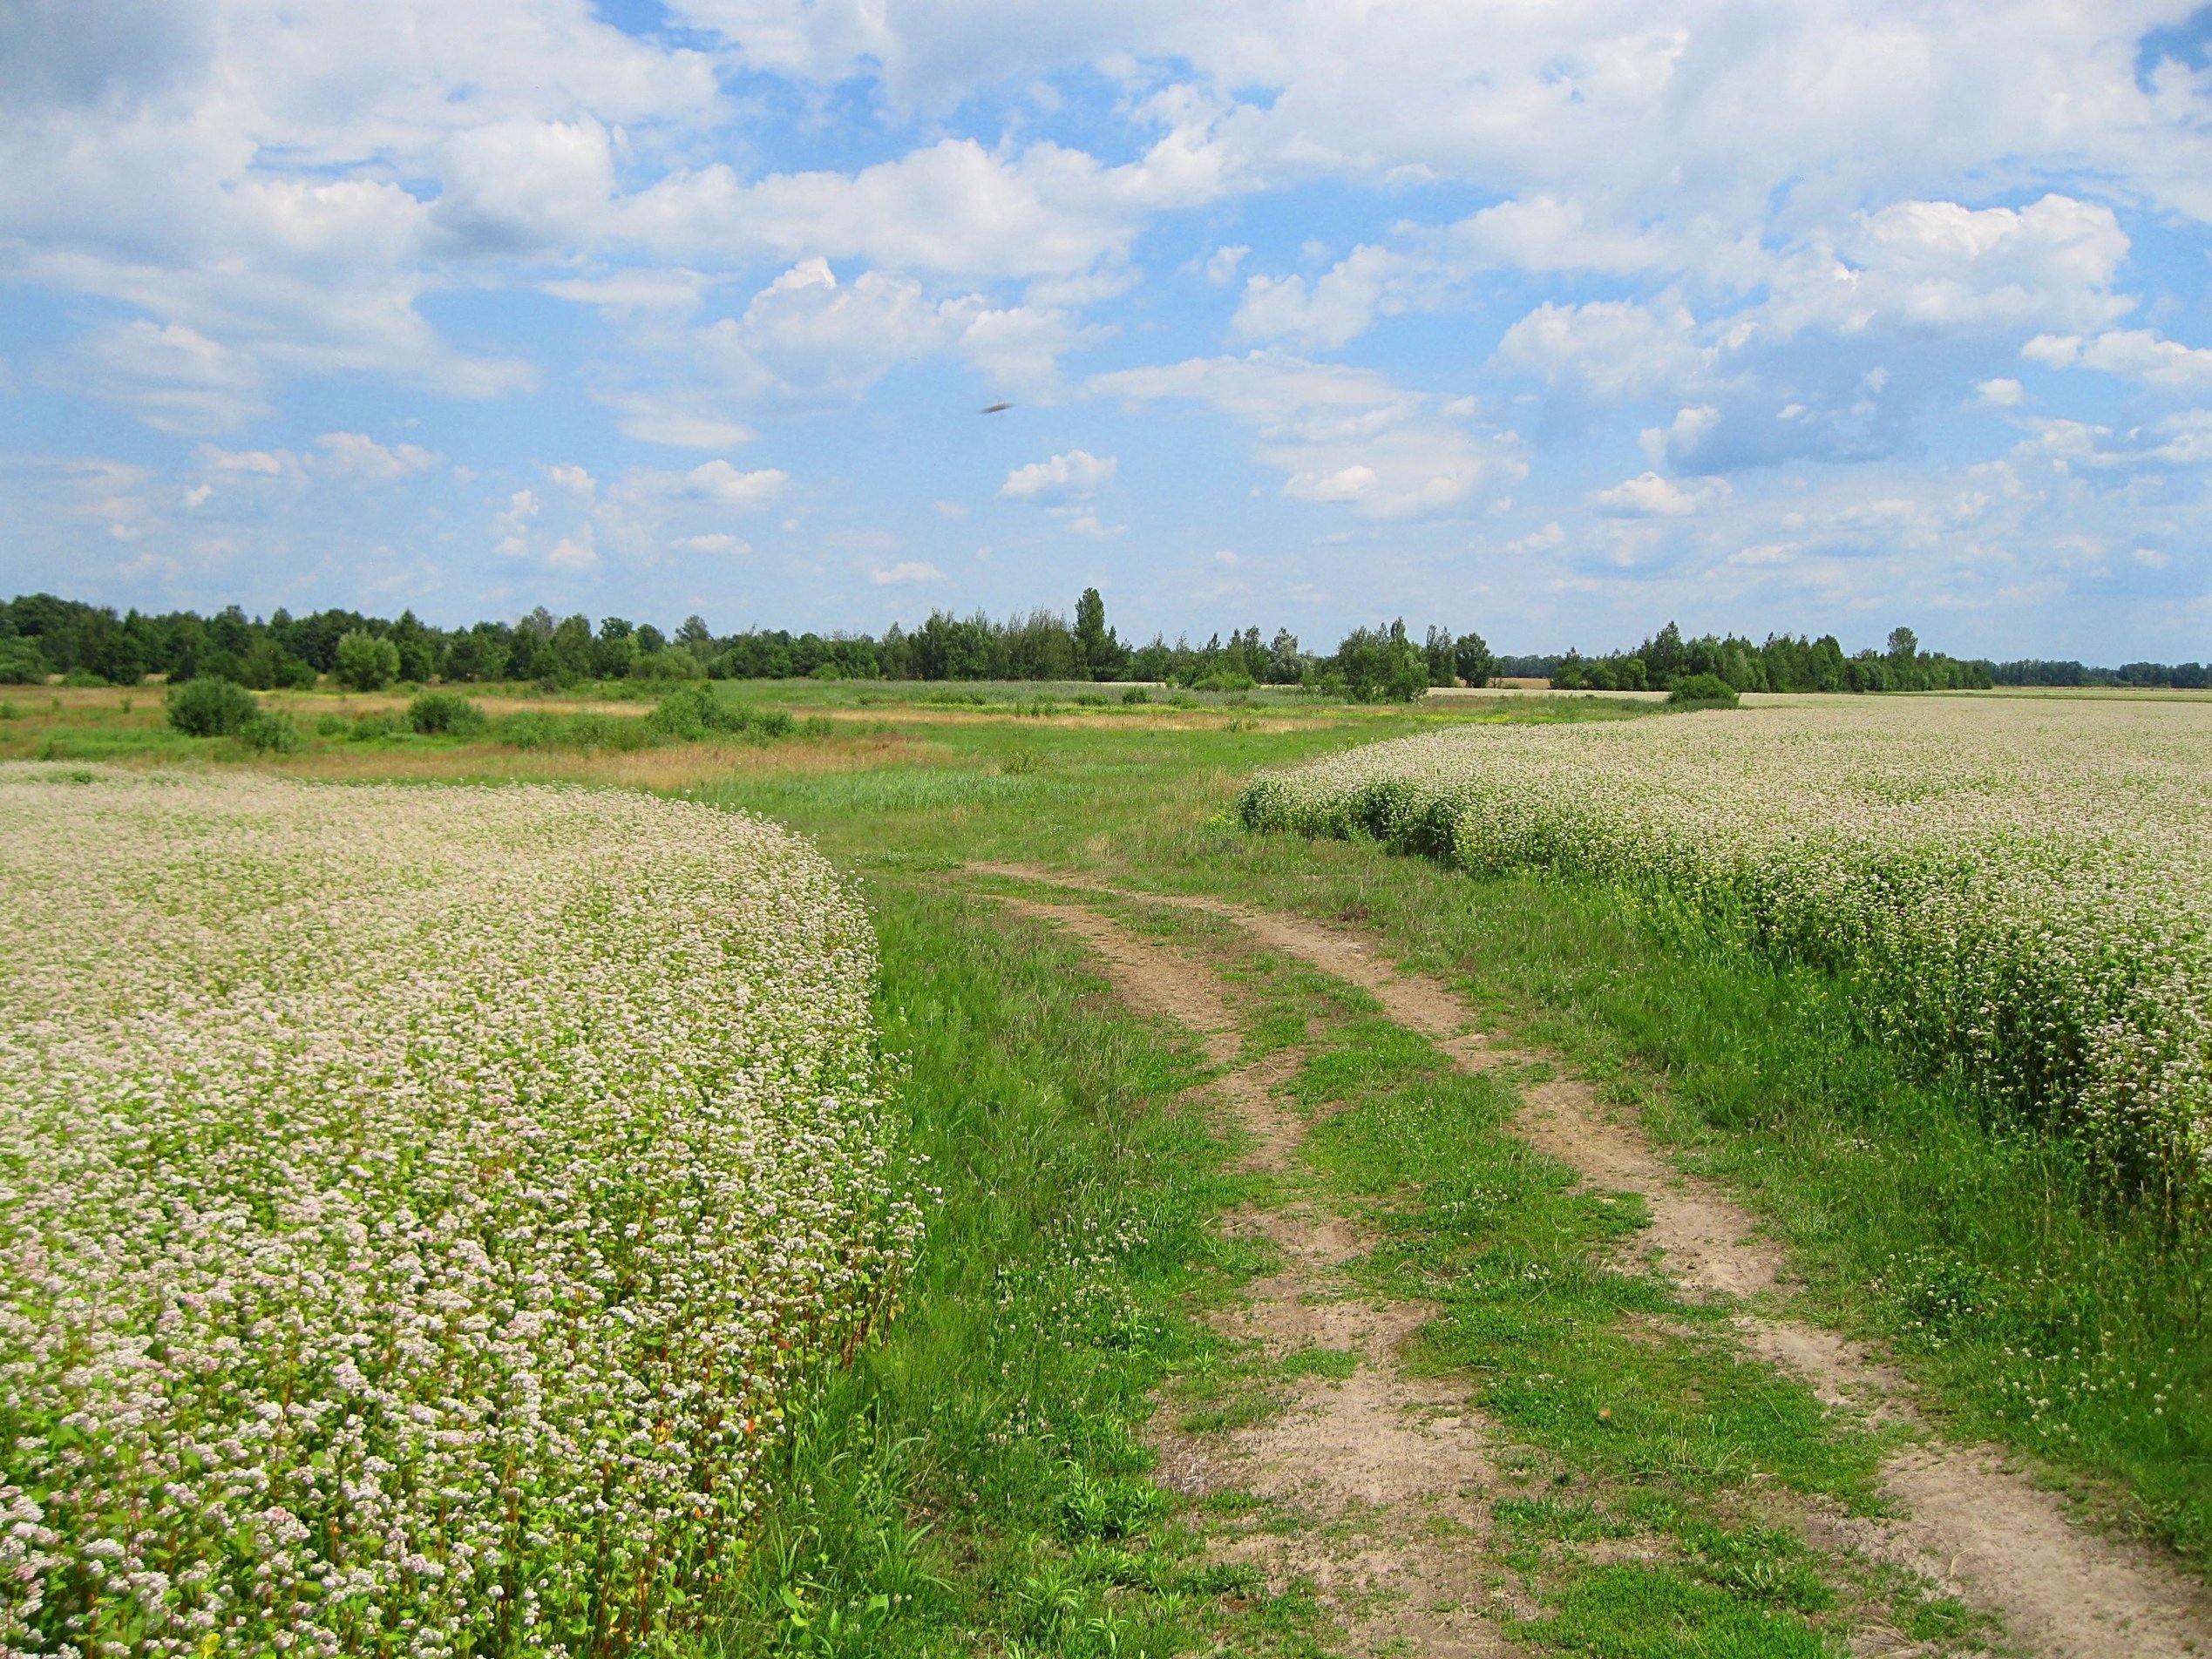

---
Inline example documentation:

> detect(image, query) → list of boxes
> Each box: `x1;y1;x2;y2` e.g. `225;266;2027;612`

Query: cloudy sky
3;1;2212;660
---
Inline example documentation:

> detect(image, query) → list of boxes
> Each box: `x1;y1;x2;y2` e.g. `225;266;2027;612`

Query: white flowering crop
1239;698;2212;1222
0;767;920;1656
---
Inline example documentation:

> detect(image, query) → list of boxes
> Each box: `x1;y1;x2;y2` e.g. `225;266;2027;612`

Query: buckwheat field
1240;696;2212;1222
0;767;921;1656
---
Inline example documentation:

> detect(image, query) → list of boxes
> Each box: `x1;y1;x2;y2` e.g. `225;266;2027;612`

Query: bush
61;669;107;688
643;682;763;741
1187;668;1256;693
407;691;487;736
631;648;706;683
1667;674;1741;709
335;630;402;692
239;709;300;753
0;638;49;684
166;676;260;737
1121;687;1150;704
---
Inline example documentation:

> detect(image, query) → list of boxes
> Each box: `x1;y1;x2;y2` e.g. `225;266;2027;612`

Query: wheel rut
976;886;1508;1656
968;862;2212;1659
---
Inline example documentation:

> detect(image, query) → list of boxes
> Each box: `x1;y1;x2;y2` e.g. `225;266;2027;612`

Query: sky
3;2;2212;660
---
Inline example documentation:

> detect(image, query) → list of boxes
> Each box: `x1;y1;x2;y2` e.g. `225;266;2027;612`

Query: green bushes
0;638;49;684
1667;673;1740;708
406;691;487;735
335;630;402;692
239;709;300;753
166;676;260;736
642;683;796;742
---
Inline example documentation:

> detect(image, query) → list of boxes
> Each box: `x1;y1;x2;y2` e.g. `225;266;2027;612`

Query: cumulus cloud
314;432;441;482
1092;350;1525;518
872;560;946;583
680;460;788;507
2025;328;2212;389
1001;449;1116;503
1591;471;1732;517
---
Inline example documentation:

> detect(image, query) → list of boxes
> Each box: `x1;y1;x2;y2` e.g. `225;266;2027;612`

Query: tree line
5;588;2179;701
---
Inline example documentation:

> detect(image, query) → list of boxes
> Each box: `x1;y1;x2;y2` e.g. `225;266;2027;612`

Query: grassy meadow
5;678;2209;1656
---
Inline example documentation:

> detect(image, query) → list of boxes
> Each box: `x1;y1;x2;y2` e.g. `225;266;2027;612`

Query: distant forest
3;590;2204;699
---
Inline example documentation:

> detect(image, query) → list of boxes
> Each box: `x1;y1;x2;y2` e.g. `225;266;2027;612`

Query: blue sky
4;2;2212;660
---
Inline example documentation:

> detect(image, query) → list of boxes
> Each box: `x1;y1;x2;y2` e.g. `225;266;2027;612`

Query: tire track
969;863;2212;1659
974;887;1507;1656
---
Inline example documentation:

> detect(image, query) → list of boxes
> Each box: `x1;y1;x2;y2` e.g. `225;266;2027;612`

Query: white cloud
426;118;615;257
314;431;441;482
546;528;598;572
682;459;788;507
1591;471;1731;517
672;532;750;554
1001;449;1116;503
2026;328;2212;389
1973;377;2024;408
607;397;757;450
872;560;945;584
1205;244;1249;284
1493;301;1714;403
1092;350;1524;518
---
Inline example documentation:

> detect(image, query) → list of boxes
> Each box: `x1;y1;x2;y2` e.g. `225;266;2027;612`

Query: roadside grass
689;883;1326;1658
25;679;2208;1588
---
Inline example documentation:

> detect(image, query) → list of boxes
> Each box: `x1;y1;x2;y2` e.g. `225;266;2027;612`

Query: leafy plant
239;708;301;753
1667;673;1741;708
335;630;402;692
407;690;488;736
166;676;259;737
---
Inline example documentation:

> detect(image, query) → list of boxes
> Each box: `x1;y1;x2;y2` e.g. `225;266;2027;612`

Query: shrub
166;676;259;737
335;630;402;692
631;647;706;683
61;669;107;687
0;638;49;684
315;714;349;736
407;690;488;736
1667;674;1741;709
238;709;300;753
1187;668;1257;693
1121;686;1150;705
643;682;750;741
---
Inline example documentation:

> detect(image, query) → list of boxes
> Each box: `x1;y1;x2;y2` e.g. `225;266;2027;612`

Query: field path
969;863;2212;1659
981;888;1509;1656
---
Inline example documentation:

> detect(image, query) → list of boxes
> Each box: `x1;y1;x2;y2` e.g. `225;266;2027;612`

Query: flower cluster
0;766;920;1655
1239;698;2212;1222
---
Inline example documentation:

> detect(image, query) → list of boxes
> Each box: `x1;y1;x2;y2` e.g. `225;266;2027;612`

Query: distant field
1241;695;2212;1222
0;769;919;1655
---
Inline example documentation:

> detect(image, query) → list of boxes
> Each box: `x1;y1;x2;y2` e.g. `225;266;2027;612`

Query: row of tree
1544;624;1995;694
1991;658;2212;689
5;589;2165;701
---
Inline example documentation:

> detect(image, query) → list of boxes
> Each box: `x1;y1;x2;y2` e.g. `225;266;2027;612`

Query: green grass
20;677;2209;1635
685;884;1324;1657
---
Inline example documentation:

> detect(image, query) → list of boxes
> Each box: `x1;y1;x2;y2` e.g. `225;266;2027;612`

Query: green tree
1454;631;1496;687
1074;587;1111;678
166;676;259;736
1333;620;1429;702
335;630;401;692
1423;625;1456;687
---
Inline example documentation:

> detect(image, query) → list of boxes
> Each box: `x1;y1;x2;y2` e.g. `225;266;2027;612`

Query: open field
5;681;2210;1656
0;769;919;1655
1240;695;2212;1222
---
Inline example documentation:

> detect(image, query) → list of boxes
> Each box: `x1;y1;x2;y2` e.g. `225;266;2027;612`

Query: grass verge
688;884;1324;1658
